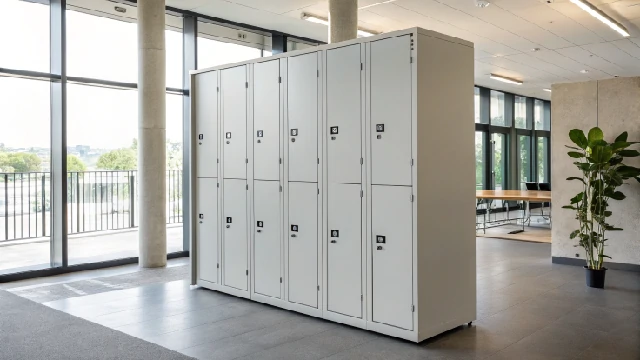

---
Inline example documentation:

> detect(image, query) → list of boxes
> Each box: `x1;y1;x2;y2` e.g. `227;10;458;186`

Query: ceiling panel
556;46;626;75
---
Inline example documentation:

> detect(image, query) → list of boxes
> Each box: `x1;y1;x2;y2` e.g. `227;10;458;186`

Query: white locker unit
222;65;248;180
194;71;218;178
192;28;476;343
223;179;248;292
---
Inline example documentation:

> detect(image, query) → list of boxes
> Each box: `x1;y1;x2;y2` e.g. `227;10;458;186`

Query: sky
0;0;262;150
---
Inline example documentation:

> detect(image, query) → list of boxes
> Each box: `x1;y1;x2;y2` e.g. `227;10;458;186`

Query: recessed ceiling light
490;73;523;85
543;88;552;92
532;48;541;52
569;0;630;37
475;0;490;8
302;13;377;37
580;69;589;73
114;6;126;13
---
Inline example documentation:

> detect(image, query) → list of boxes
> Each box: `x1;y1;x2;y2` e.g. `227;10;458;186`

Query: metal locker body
223;179;248;291
253;60;280;181
287;53;318;183
327;45;361;184
327;183;362;318
371;185;413;330
222;65;247;179
197;178;218;283
253;180;281;298
370;36;412;186
288;181;318;308
195;71;218;178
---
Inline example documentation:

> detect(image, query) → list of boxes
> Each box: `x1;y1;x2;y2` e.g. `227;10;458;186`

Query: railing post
129;174;135;228
4;174;8;241
42;175;46;237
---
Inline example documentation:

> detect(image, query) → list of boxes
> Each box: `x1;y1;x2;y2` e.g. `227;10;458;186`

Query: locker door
371;185;413;330
253;180;281;298
223;179;248;291
288;53;318;183
327;45;361;184
254;60;280;181
197;178;218;283
370;36;412;186
222;66;247;179
288;182;318;308
327;183;362;318
195;71;218;178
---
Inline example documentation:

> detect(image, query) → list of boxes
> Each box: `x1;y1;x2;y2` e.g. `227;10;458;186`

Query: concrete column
328;0;358;43
138;0;167;268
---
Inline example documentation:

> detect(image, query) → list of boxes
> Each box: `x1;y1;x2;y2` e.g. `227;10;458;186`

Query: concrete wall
551;77;640;266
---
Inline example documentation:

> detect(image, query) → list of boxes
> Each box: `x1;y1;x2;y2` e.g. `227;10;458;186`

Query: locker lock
291;234;297;238
376;246;383;250
330;240;337;244
226;132;231;144
330;126;338;141
226;225;231;228
257;130;263;143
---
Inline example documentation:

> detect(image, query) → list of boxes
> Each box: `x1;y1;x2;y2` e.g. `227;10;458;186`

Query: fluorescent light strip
543;88;552;92
490;74;523;85
359;0;397;10
302;13;377;37
569;0;629;37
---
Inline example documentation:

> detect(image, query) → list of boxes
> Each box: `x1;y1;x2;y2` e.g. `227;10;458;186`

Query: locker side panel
195;71;218;178
371;185;413;331
370;36;412;186
253;180;281;298
287;53;318;183
222;65;248;179
327;44;362;185
223;179;248;291
253;60;280;181
288;181;318;308
197;178;218;283
327;183;362;318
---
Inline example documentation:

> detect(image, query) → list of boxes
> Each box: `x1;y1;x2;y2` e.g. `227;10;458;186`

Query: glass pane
287;41;316;51
166;29;184;89
475;132;485;190
197;36;262;69
534;99;549;130
490;91;508;126
538;137;549;183
515;96;527;129
166;94;183;253
492;133;506;191
474;88;480;123
518;135;531;189
0;0;49;72
0;77;51;275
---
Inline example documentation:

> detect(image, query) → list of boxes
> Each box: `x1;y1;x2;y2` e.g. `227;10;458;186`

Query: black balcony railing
1;170;182;242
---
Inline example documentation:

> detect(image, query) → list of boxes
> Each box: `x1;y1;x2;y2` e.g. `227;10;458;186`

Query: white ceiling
170;0;640;100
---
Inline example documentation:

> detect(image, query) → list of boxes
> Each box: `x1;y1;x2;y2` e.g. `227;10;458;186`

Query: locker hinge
360;190;363;198
279;158;282;164
317;158;320;164
279;185;283;192
246;158;249;164
245;82;248;88
361;294;363;301
317;188;320;195
411;305;415;312
246;184;249;190
360;157;363;165
360;63;363;71
217;263;219;268
278;76;282;83
410;57;413;64
410;159;414;166
317;285;320;291
217;87;219;92
217;183;219;188
280;277;283;283
217;158;220;163
317;70;319;77
410;194;414;202
246;270;249;275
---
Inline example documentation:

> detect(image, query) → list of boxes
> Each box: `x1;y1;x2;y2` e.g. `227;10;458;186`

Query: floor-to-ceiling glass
537;137;549;183
475;132;485;190
492;133;507;191
518;135;532;189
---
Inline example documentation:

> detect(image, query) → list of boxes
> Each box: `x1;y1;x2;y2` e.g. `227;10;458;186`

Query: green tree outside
0;152;42;173
67;154;87;172
97;148;137;170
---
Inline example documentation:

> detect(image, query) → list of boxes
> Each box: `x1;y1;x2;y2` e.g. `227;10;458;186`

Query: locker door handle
376;246;383;250
257;229;262;233
226;225;231;228
330;240;337;244
291;234;297;238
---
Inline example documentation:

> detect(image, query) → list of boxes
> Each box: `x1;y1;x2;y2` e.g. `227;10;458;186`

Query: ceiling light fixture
301;13;377;37
569;0;630;37
114;6;126;13
543;88;552;92
490;73;523;85
580;69;589;73
475;0;490;8
358;0;397;10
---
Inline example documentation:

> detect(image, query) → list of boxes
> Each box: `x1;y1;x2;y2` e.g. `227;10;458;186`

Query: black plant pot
584;266;607;289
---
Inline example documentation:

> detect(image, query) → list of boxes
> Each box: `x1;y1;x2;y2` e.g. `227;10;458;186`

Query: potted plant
563;127;640;288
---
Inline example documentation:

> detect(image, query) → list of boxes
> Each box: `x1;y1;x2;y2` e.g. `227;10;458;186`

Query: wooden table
476;190;551;234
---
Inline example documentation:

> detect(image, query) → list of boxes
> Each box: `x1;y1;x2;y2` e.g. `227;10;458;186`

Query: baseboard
552;256;640;272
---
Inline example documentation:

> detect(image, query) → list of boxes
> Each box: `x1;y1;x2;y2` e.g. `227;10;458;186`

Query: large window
538;137;550;183
535;99;550;130
197;36;262;69
490;90;509;127
474;87;481;123
518;135;532;189
475;132;485;190
515;96;527;129
0;0;50;72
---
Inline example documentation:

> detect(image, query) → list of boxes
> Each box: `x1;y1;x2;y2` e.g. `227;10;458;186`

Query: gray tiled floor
15;238;640;360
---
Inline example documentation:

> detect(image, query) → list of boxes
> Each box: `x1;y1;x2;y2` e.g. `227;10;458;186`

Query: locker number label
257;221;263;228
376;235;386;244
376;124;385;132
330;126;339;134
198;134;203;140
291;225;299;232
331;230;339;237
290;129;298;136
226;217;232;224
257;130;263;138
226;132;232;139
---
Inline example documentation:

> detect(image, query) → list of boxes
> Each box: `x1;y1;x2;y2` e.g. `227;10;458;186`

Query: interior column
328;0;358;43
138;0;167;268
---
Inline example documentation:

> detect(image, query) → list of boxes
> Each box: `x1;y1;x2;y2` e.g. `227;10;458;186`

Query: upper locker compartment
253;60;281;181
370;35;412;186
287;52;318;183
327;44;362;185
222;65;248;180
195;71;218;178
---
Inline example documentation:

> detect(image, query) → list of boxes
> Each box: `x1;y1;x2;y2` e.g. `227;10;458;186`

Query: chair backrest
525;182;539;191
538;183;551;191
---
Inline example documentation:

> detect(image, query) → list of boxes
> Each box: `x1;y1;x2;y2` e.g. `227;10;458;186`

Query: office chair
538;183;551;222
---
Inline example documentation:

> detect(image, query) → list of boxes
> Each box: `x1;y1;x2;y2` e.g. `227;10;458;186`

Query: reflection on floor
478;208;551;243
6;238;639;360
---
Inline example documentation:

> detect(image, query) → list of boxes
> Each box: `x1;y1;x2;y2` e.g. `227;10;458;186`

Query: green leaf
590;145;613;164
619;150;640;157
569;230;580;239
570;192;584;204
609;156;623;166
600;255;612;259
575;162;591;171
562;205;577;210
565;145;583;151
588;127;604;145
566;176;585;184
568;151;583;158
615;131;628;143
617;166;640;178
610;191;626;200
604;211;612;217
612;141;631;151
569;129;588;149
